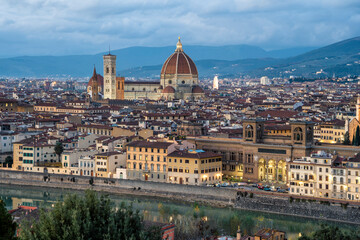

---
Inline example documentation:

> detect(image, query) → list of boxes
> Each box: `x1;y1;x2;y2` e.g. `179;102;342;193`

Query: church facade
87;38;205;101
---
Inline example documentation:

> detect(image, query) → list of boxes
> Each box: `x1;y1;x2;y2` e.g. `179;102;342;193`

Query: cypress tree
343;131;350;145
356;126;360;146
0;200;17;240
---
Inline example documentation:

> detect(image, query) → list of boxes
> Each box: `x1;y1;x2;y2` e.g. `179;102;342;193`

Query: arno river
0;184;358;240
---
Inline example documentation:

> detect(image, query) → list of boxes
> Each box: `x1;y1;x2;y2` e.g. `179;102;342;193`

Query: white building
260;76;271;85
213;75;219;90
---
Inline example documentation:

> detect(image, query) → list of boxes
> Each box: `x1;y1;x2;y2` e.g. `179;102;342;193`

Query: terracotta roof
127;140;173;149
161;45;198;75
167;150;221;159
192;85;204;94
162;86;175;94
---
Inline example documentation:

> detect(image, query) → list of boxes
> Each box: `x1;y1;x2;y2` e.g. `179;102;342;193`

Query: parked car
263;187;272;191
257;185;264;190
277;189;287;193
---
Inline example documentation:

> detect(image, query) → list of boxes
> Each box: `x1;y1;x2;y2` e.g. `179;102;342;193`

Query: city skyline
0;0;359;57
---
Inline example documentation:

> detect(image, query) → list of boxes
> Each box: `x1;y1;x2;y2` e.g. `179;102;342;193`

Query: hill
0;44;312;78
123;37;360;78
0;36;359;78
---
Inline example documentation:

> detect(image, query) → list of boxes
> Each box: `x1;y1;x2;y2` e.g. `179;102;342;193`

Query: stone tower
103;53;116;99
91;66;99;101
116;77;125;100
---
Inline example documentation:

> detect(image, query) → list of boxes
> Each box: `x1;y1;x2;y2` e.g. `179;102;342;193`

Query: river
0;184;357;240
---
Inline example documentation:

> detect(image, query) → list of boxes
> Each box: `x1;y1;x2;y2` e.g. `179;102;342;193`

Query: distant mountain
0;44;313;78
259;36;360;78
0;37;359;78
123;37;360;78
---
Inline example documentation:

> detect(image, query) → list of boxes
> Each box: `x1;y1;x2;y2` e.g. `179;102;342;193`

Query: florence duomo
87;37;205;101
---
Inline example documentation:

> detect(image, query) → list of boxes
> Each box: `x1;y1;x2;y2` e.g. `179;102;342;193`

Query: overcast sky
0;0;359;57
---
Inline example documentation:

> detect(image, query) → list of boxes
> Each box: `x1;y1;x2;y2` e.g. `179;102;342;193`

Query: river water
0;184;357;240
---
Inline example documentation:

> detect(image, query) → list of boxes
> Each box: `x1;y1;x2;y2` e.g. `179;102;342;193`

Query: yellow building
13;142;24;170
126;141;174;182
318;121;345;144
265;125;291;137
167;150;222;185
95;151;126;178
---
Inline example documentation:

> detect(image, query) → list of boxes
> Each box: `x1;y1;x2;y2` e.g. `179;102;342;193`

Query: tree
343;131;350;145
0;200;17;240
4;156;13;168
54;142;64;161
19;190;161;240
298;224;356;240
353;126;360;146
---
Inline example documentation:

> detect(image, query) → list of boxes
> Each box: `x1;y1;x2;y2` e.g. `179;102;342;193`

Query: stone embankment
1;169;360;224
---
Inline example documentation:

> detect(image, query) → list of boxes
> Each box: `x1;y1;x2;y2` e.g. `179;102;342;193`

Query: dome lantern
176;36;183;52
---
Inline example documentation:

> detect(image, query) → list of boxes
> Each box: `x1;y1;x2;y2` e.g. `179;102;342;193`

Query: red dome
161;38;198;75
192;85;204;94
162;86;175;94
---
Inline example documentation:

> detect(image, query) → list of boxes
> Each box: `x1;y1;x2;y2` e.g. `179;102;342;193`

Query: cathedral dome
161;38;198;76
192;85;204;94
162;86;175;94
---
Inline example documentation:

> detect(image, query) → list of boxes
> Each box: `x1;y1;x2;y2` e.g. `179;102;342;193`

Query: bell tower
91;66;99;101
103;52;116;99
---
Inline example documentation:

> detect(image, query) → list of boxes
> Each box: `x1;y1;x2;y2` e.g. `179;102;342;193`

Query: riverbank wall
1;169;360;224
0;169;236;205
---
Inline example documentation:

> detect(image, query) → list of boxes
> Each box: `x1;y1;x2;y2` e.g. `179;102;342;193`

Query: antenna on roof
109;44;111;55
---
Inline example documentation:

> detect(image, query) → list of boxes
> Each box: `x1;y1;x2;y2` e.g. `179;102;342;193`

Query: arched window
293;127;303;141
182;80;185;84
168;80;172;84
245;125;254;139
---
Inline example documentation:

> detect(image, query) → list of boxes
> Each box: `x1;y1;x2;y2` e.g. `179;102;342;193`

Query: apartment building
126;141;175;182
78;156;95;177
167;149;222;185
61;149;97;168
21;143;57;171
288;151;360;201
95;151;126;178
318;121;345;144
340;156;360;201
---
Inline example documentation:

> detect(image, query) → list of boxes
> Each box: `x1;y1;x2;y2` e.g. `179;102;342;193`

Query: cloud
0;0;359;57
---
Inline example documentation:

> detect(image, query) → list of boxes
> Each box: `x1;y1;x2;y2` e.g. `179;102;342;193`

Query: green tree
343;131;350;145
298;224;356;240
353;134;356;145
4;156;13;168
0;200;17;240
54;142;64;161
353;126;360;146
20;190;161;240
